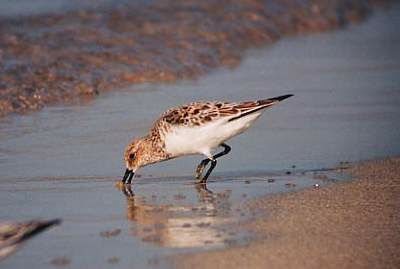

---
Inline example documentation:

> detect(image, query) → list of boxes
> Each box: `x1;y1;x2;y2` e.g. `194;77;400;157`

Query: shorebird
122;94;293;185
0;219;61;260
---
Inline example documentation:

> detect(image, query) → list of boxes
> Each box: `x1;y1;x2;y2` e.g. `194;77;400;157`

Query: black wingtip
270;94;293;102
19;219;62;242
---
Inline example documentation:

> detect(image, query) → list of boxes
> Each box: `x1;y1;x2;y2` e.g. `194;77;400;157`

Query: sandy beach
174;157;400;268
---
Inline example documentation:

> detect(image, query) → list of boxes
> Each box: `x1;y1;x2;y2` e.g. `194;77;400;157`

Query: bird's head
122;135;168;183
122;137;145;183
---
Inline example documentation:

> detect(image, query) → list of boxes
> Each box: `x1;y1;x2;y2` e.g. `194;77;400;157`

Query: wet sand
0;0;391;116
174;157;400;269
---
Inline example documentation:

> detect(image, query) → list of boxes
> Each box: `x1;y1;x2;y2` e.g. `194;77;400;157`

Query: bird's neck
139;136;170;167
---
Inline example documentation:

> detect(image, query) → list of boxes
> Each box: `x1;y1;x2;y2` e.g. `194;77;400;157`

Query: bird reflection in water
117;183;239;248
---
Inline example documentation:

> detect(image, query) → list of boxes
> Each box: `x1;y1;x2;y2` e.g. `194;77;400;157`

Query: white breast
164;112;263;158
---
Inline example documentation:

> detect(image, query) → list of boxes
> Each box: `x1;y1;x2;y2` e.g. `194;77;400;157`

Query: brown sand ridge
0;0;391;117
173;157;400;269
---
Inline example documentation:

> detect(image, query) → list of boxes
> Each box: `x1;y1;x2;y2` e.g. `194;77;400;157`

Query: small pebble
100;228;121;238
107;257;119;264
285;171;291;175
244;180;251;184
147;257;160;266
142;234;161;242
313;173;328;180
143;227;152;233
223;239;236;246
50;257;70;267
154;223;165;229
173;194;186;200
196;222;211;228
217;192;230;198
267;178;275;183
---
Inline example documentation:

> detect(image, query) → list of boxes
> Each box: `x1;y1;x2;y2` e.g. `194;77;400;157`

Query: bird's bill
122;168;135;183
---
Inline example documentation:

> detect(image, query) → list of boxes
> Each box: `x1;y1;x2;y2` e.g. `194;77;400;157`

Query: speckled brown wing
227;99;279;122
158;100;266;127
155;95;293;129
158;101;228;127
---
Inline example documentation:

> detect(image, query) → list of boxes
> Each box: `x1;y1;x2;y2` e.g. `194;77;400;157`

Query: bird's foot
195;164;206;180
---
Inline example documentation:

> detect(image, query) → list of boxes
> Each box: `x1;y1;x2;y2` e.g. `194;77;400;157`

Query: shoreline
173;157;400;268
0;0;392;117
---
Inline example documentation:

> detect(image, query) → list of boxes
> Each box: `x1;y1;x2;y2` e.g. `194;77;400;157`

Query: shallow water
0;0;145;17
1;5;399;180
0;4;400;269
0;170;342;268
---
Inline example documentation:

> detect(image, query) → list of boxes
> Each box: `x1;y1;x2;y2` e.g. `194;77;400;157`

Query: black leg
195;158;211;179
195;143;231;183
213;143;231;159
126;172;134;184
199;159;217;184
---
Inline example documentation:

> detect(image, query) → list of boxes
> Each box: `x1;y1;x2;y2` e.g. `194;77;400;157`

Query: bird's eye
129;153;135;160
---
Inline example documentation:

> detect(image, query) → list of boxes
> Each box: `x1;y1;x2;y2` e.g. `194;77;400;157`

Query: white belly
164;112;262;157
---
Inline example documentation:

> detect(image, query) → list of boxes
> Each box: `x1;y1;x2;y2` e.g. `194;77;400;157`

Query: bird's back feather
153;95;293;157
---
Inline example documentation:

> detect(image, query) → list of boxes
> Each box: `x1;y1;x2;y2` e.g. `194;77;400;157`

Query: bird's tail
257;94;293;106
228;94;293;122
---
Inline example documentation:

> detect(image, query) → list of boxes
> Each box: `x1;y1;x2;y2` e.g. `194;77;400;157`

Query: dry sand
174;157;400;269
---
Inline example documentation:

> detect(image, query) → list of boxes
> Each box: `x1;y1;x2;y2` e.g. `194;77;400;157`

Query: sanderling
0;219;61;260
122;94;293;184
